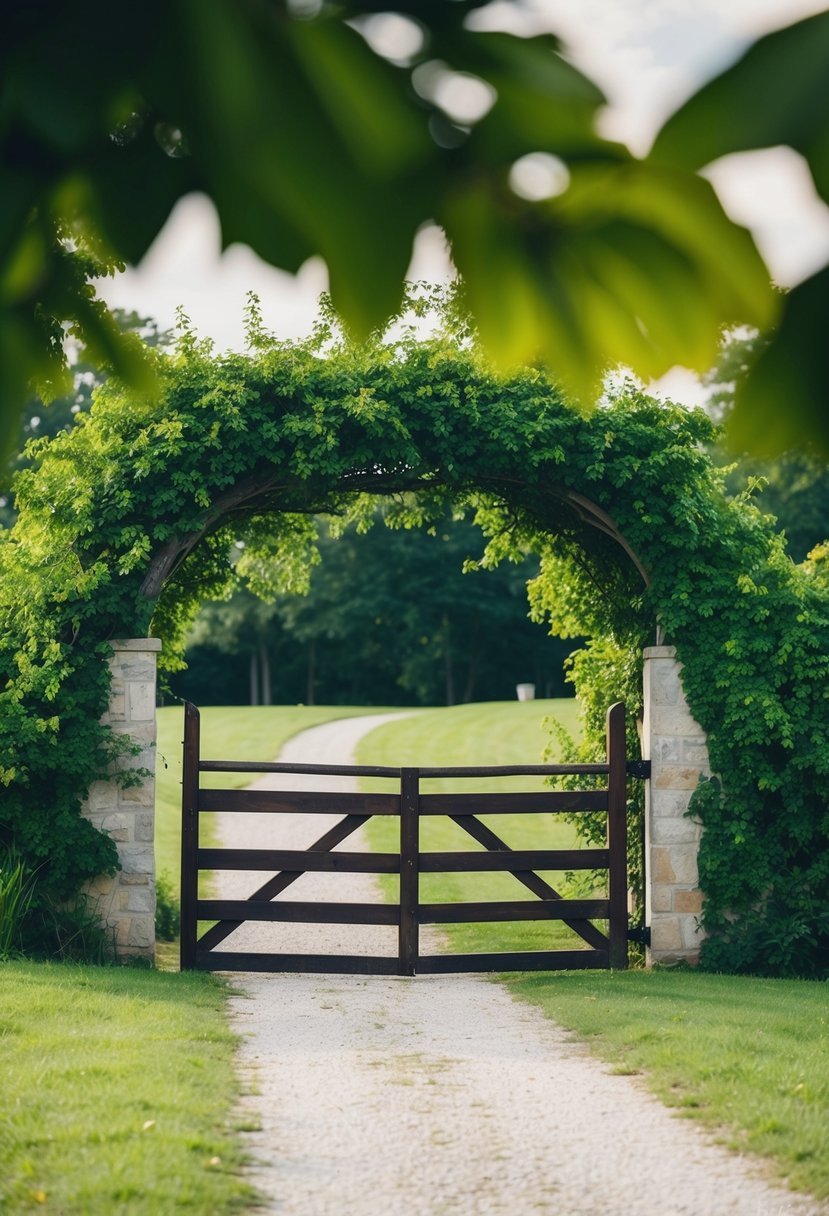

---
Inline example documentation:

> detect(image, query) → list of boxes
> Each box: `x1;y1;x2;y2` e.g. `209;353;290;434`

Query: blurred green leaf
444;161;776;392
84;127;197;266
729;266;829;456
653;10;829;455
462;32;612;159
0;227;47;304
68;296;159;402
0;175;38;268
444;182;590;383
150;0;430;336
290;20;431;177
558;164;777;332
652;10;829;201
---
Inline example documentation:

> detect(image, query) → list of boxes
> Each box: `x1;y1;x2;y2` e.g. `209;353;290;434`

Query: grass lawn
355;698;592;954
505;969;829;1201
0;961;252;1214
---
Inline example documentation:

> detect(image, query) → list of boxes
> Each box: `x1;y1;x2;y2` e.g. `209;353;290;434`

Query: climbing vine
1;293;828;973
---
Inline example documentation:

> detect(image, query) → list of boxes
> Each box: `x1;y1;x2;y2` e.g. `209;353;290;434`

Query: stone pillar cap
109;638;162;653
643;645;677;659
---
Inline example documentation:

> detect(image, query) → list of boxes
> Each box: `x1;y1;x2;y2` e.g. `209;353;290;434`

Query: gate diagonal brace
197;813;369;953
449;814;610;952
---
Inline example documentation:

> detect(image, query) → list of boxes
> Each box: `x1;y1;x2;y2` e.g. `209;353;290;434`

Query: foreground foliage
0;962;253;1213
2;306;829;975
509;970;829;1202
7;4;829;456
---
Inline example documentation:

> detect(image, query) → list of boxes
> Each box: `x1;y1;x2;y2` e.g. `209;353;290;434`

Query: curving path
214;716;825;1216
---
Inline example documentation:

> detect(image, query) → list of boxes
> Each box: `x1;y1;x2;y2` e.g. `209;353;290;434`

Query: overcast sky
98;0;829;403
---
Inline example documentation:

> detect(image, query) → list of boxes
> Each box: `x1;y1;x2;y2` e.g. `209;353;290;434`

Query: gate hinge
626;759;651;779
627;926;652;946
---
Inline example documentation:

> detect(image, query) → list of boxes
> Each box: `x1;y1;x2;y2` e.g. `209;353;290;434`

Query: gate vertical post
399;768;420;976
606;702;628;970
180;702;200;971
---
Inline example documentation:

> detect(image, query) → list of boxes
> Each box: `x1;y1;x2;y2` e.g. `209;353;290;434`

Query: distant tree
173;513;575;707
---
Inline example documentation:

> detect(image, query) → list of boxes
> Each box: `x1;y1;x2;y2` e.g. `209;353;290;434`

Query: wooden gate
180;702;635;974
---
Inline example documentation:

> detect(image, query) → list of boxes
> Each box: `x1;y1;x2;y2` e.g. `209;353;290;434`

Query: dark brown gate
180;702;634;974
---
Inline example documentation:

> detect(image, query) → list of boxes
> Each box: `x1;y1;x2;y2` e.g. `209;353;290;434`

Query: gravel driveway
212;715;824;1216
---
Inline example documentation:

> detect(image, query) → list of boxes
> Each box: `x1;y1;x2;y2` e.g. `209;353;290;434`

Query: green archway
2;316;829;976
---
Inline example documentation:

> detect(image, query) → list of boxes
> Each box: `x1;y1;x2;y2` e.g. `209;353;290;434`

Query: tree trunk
249;651;259;706
443;614;454;706
462;652;478;704
260;644;272;706
462;621;480;703
306;638;316;706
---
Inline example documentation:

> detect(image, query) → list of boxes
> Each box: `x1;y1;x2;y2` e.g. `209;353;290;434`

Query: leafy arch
2;314;828;975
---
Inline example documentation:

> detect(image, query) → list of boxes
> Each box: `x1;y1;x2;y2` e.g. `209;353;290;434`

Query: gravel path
213;716;824;1216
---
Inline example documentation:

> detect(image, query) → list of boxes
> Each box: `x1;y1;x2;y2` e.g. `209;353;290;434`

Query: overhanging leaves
653;10;829;456
652;10;829;199
0;0;798;465
729;266;829;456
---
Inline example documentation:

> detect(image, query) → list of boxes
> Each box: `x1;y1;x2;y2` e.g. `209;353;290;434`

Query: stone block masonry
81;639;161;963
643;645;709;966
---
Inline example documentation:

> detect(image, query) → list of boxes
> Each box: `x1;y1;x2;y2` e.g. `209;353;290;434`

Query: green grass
504;969;829;1201
155;704;399;891
0;961;253;1213
355;699;594;954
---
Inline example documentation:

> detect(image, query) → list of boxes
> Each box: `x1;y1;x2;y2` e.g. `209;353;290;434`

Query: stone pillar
83;639;161;963
643;645;709;966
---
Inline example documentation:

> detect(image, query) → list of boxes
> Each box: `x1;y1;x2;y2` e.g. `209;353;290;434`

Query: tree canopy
3;2;828;461
2;304;829;973
175;512;574;707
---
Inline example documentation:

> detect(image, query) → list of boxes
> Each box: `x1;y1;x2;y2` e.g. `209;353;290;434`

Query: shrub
154;871;181;942
0;847;37;958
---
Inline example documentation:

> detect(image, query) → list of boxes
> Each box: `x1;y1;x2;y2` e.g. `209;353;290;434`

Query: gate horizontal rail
197;788;609;814
197;761;616;777
180;701;633;976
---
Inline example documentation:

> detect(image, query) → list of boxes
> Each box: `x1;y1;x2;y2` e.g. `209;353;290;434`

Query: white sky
97;0;829;406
